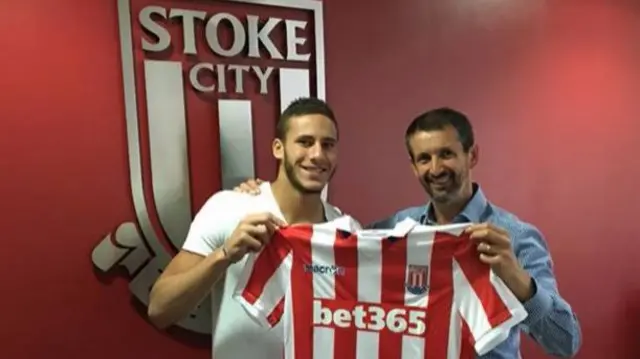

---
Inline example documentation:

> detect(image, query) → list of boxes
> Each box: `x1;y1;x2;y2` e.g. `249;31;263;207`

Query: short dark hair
405;107;475;159
276;97;337;140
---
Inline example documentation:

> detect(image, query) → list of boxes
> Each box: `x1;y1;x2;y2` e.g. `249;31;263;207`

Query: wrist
212;245;233;266
506;270;534;302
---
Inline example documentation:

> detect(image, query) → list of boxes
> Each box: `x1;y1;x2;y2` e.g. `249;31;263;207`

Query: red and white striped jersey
233;217;528;359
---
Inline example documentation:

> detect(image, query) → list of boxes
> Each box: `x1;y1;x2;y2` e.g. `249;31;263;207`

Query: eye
322;141;336;150
416;154;430;164
297;138;314;147
440;149;455;159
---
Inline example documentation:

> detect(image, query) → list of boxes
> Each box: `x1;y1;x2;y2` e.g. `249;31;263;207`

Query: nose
308;142;324;159
429;157;444;175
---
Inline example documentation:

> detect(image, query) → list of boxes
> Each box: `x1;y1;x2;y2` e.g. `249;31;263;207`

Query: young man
234;107;582;358
147;97;353;359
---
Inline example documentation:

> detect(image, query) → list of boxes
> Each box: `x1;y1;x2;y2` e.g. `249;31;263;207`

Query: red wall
1;0;638;358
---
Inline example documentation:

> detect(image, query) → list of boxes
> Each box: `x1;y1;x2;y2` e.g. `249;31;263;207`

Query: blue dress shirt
367;184;582;358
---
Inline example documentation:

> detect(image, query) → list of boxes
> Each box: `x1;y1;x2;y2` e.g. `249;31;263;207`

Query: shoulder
197;186;287;219
196;189;256;217
191;189;270;234
485;202;550;252
486;204;541;237
182;189;274;254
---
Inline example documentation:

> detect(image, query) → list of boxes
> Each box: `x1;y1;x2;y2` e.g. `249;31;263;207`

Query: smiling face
273;113;338;194
407;125;477;205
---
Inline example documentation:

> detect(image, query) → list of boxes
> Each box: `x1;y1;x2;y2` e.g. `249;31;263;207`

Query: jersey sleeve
453;246;529;356
233;231;292;328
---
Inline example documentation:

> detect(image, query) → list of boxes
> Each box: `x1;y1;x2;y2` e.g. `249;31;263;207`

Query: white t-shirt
182;182;356;359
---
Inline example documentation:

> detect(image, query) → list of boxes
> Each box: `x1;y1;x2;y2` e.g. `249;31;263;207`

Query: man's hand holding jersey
224;213;286;263
465;223;534;302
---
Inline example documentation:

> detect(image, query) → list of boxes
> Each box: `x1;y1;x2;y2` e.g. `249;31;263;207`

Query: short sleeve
181;191;244;256
453;251;528;355
233;232;292;328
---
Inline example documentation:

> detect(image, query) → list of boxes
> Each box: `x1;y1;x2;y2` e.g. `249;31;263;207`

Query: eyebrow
296;134;337;141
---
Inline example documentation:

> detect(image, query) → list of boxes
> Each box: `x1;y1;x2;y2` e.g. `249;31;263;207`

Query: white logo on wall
91;0;327;334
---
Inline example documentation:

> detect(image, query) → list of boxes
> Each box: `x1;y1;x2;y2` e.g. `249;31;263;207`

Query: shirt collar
421;183;488;224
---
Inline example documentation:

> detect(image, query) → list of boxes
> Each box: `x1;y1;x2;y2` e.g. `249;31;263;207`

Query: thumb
268;213;287;227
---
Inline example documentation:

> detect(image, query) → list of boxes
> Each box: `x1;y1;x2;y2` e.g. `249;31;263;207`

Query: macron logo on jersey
304;263;346;276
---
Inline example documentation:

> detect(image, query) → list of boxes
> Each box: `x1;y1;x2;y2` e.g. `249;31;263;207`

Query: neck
270;177;325;225
431;183;474;224
432;201;467;224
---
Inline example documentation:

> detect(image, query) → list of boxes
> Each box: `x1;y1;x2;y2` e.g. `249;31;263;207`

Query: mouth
428;174;452;187
300;165;327;175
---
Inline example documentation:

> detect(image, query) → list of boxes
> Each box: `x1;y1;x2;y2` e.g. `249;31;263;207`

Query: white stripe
356;232;383;359
279;67;310;110
401;229;433;358
217;99;255;189
314;327;334;359
447;264;462;358
143;60;192;245
256;254;293;318
283;284;294;359
310;226;336;359
310;226;337;300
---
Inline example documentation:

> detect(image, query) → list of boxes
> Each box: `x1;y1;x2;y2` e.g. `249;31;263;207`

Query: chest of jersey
234;221;527;359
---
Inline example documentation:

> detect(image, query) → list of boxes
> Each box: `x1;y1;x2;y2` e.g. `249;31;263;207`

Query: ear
409;155;420;177
469;144;479;168
272;138;284;160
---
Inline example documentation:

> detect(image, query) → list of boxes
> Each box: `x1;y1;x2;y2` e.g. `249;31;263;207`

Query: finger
249;212;286;227
469;229;509;246
476;241;495;255
255;178;265;185
247;179;262;192
243;236;264;251
242;213;286;235
267;213;287;227
244;212;273;224
233;183;251;193
484;222;509;236
478;253;501;265
244;224;269;237
464;223;487;233
468;228;491;241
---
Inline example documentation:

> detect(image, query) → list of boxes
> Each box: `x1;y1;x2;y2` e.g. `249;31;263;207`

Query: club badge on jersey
406;265;430;295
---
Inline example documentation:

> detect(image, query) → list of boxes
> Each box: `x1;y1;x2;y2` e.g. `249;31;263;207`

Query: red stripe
379;236;408;358
266;296;286;327
332;229;359;359
241;231;291;308
459;318;476;359
453;233;511;327
289;225;315;359
423;232;457;358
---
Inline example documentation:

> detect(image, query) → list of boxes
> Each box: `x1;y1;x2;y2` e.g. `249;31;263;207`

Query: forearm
520;282;582;357
148;249;230;328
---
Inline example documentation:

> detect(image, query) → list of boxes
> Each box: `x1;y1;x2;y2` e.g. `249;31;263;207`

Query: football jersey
233;216;528;359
